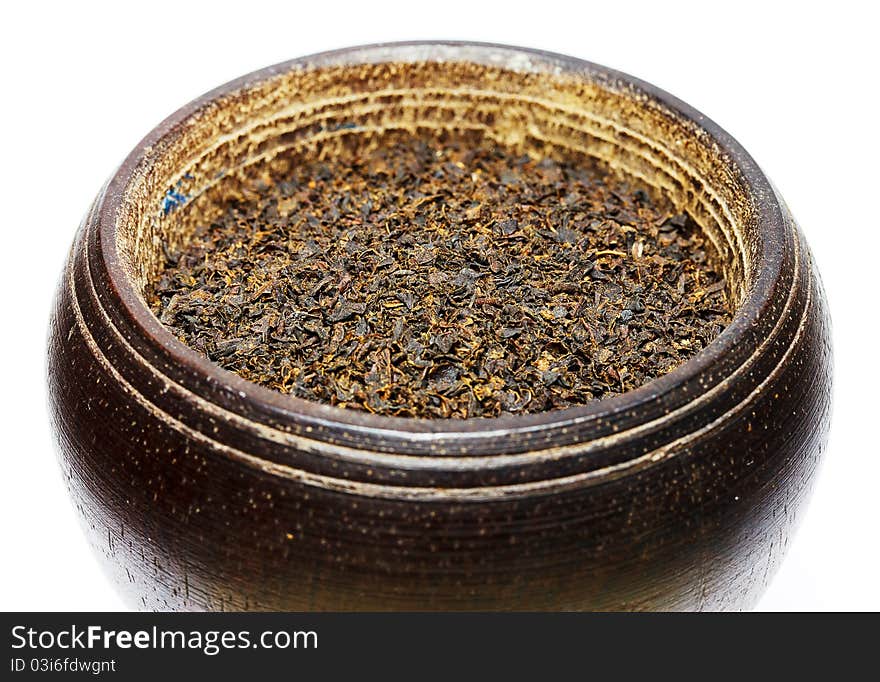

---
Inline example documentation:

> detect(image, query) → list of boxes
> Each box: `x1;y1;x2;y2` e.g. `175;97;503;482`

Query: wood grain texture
46;42;832;611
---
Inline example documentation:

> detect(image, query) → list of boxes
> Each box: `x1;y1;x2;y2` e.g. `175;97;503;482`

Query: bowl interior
111;46;766;427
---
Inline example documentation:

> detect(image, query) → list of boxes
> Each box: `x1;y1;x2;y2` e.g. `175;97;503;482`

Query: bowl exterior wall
47;194;832;611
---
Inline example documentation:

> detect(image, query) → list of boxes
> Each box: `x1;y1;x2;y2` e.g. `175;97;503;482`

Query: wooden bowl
47;42;832;611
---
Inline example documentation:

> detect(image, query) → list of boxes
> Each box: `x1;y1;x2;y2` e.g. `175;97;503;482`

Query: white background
1;0;877;611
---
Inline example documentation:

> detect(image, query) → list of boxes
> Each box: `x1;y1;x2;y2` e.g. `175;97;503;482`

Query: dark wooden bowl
47;42;832;611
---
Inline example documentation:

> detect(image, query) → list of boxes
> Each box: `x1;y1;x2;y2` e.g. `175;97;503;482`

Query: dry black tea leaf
148;130;731;418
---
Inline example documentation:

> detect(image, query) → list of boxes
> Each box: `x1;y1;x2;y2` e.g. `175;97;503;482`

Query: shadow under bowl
47;42;832;611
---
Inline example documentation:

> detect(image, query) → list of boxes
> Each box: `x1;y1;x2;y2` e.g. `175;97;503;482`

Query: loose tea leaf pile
148;131;731;418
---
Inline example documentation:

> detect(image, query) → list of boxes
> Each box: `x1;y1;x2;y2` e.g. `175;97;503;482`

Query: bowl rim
95;40;787;442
